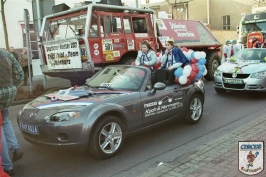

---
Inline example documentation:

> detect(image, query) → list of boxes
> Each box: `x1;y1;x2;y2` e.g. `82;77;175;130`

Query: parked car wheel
184;94;203;124
215;88;227;94
89;115;125;159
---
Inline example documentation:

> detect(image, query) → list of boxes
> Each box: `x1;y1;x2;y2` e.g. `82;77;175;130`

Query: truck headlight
214;69;222;77
195;80;204;91
250;71;266;79
50;112;80;122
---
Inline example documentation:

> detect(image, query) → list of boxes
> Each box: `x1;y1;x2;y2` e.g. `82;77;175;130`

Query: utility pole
24;9;32;93
36;0;47;89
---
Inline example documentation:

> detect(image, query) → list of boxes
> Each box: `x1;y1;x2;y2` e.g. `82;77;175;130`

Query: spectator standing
237;40;244;49
8;47;19;62
251;36;261;48
19;48;32;86
221;40;231;64
232;40;240;55
0;49;24;176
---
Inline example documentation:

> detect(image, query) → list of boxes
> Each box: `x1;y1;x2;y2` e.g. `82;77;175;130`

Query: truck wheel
119;56;136;65
204;51;220;81
89;115;125;159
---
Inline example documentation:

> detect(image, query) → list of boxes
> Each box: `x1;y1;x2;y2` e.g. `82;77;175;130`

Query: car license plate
224;79;243;84
19;122;39;135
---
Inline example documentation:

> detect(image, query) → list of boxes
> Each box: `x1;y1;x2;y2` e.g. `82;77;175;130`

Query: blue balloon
198;58;207;65
196;72;203;79
174;68;183;78
191;52;195;58
198;65;205;72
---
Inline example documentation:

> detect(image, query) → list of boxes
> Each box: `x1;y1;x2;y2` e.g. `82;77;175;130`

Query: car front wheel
185;94;203;124
89;115;125;159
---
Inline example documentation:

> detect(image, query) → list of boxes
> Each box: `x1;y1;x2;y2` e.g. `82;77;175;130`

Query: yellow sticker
106;54;114;61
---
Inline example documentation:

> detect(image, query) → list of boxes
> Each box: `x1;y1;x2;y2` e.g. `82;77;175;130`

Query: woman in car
160;38;189;70
134;41;157;71
153;38;189;85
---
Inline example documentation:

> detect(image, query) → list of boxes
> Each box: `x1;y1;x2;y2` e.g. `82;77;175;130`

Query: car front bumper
214;73;266;91
17;110;91;149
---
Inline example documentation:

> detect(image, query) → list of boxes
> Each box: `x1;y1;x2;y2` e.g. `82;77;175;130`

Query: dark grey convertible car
17;65;205;159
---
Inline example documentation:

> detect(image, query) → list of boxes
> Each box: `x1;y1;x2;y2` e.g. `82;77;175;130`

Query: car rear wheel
184;94;203;124
89;115;125;159
215;88;227;94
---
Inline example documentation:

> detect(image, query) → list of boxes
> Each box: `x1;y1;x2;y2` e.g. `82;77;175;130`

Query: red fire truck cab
38;1;221;85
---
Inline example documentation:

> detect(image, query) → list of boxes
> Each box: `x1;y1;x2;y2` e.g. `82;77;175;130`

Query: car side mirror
150;82;166;94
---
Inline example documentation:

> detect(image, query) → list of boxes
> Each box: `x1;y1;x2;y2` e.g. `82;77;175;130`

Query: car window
87;66;147;91
233;49;266;63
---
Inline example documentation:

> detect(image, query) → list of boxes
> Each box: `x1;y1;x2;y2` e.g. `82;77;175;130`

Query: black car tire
119;56;135;65
215;88;227;94
89;115;125;159
204;51;221;81
184;94;203;124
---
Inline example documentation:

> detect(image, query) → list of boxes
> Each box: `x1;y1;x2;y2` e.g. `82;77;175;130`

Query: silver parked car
17;65;205;159
214;48;266;93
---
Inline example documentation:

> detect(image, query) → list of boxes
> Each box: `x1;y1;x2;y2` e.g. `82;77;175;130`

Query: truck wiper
69;25;76;35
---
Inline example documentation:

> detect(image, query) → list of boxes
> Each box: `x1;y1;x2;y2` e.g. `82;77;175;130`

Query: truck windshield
47;14;87;40
241;22;266;34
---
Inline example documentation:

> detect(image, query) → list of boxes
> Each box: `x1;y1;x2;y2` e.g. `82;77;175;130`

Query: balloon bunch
174;49;208;85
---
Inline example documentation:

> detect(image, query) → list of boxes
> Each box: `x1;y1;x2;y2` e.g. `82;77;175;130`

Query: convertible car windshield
86;66;147;91
233;48;266;63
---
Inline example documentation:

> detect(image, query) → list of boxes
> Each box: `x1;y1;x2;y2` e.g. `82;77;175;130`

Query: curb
137;111;266;177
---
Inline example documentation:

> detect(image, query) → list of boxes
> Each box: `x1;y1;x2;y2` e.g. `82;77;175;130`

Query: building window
222;15;230;30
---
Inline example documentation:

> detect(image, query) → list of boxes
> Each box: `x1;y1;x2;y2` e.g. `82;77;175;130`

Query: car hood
218;62;266;74
27;89;132;110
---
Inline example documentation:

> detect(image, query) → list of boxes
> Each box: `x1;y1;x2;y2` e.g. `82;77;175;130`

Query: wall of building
209;0;252;30
188;0;207;24
211;30;238;45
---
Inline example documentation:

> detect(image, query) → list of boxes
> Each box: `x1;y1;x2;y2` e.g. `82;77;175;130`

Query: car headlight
214;69;222;77
50;111;80;122
250;71;266;79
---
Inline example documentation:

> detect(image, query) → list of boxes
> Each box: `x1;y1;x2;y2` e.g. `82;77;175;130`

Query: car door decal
143;96;183;118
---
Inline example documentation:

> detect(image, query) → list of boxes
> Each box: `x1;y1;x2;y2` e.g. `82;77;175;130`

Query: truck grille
223;73;250;79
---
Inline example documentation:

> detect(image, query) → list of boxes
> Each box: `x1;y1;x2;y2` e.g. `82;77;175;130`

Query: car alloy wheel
89;115;125;159
99;122;123;154
185;94;203;124
190;97;202;121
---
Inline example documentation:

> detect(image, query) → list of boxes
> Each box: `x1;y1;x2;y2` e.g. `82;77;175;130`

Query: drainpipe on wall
207;0;210;24
185;3;188;20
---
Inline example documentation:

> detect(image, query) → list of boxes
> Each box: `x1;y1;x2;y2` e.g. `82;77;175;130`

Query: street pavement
137;111;266;177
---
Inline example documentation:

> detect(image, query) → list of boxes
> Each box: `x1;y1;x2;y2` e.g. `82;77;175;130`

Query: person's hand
144;62;148;66
168;66;172;70
165;49;169;55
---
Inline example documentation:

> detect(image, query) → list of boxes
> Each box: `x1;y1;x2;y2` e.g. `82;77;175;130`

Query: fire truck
38;0;221;85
